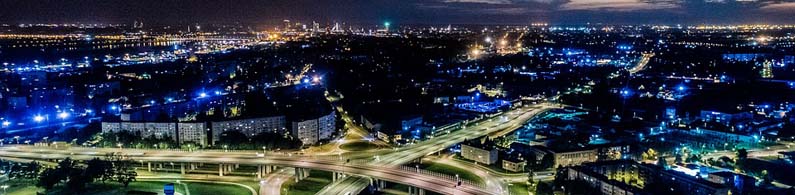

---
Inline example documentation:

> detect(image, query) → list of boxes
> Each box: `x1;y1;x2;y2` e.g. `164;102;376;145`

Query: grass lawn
36;181;182;195
340;141;380;151
419;162;484;184
508;182;530;195
3;180;252;195
282;170;333;195
184;181;253;195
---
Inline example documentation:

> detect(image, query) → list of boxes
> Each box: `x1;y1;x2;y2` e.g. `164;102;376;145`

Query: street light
33;115;45;122
57;112;69;119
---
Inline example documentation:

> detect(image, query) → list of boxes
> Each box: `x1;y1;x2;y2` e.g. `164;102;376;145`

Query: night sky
1;0;794;25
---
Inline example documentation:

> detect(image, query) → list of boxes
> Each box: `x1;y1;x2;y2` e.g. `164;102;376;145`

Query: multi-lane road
0;103;554;195
316;103;554;195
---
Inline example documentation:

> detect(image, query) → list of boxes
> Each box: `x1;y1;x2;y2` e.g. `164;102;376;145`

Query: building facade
210;115;287;144
290;111;336;145
461;141;498;165
178;122;208;146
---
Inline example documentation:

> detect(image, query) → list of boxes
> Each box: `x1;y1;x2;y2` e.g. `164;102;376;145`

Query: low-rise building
707;171;756;195
553;148;598;168
502;153;527;172
564;160;732;195
460;138;498;165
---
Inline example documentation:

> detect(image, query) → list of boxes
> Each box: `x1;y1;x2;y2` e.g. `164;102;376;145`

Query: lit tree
642;148;658;161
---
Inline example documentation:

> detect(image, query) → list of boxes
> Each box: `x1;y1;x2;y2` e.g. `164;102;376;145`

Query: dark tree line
96;131;178;149
36;154;137;193
215;130;303;150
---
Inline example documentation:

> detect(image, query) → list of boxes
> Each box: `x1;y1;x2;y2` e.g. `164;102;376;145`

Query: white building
102;122;177;141
101;122;121;133
291;119;319;145
318;112;336;141
290;111;336;145
141;122;177;141
210;116;287;144
178;122;208;146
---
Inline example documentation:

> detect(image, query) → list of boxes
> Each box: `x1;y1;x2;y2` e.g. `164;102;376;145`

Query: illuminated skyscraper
760;60;774;78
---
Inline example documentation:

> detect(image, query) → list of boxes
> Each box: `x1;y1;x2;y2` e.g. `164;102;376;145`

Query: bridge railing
397;165;487;189
6;145;373;163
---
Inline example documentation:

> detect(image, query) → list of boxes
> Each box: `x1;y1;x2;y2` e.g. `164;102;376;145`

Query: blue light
303;78;310;83
200;93;207;98
33;115;45;122
110;105;118;110
2;121;10;126
167;98;174;102
58;112;69;119
620;89;631;96
677;85;686;91
150;100;156;105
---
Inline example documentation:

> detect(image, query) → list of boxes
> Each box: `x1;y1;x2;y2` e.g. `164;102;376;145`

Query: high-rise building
290;111;336;145
178;122;208;146
211;116;287;144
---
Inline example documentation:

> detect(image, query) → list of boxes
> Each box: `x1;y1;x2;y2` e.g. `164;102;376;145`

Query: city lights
2;6;795;195
33;115;45;122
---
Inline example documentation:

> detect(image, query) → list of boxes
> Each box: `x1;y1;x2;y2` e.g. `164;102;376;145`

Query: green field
282;170;333;195
1;179;253;195
183;181;254;195
419;162;484;184
340;141;380;151
508;182;531;195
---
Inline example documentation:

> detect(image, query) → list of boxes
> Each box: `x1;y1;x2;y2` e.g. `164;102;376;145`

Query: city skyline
1;0;795;25
2;2;795;195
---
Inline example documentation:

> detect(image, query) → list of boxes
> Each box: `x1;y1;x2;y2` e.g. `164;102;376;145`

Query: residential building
461;138;498;165
178;122;208;146
290;111;336;145
210;115;287;144
502;153;527;172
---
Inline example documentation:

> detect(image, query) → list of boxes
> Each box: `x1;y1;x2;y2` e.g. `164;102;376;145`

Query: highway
260;168;294;195
0;103;553;195
316;103;554;195
628;52;654;74
0;147;495;195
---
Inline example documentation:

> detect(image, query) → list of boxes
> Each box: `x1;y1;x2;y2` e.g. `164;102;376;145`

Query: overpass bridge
0;103;554;195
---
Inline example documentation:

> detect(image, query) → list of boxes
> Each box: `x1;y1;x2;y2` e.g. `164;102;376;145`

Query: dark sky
1;0;794;25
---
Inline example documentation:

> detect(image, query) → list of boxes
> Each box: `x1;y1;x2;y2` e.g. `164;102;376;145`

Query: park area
1;179;255;195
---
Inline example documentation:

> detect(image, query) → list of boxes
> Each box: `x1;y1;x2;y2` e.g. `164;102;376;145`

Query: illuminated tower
760;60;774;78
283;20;291;31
